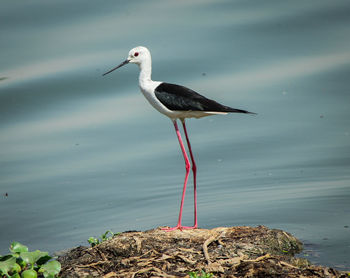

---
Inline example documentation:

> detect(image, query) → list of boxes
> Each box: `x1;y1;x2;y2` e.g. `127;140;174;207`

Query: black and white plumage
155;82;251;114
103;46;254;231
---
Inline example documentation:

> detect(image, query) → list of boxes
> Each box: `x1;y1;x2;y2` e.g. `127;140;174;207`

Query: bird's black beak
102;59;129;76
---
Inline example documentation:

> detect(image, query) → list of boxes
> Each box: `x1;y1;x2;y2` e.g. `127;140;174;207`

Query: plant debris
58;226;348;277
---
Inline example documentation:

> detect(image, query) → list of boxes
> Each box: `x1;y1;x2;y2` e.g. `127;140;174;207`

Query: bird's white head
127;46;151;65
103;46;151;76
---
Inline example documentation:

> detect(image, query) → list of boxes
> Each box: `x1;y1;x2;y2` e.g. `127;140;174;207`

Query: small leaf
21;269;38;278
20;251;48;266
0;256;16;275
101;230;114;241
10;242;28;254
11;262;21;273
39;261;61;278
87;237;99;247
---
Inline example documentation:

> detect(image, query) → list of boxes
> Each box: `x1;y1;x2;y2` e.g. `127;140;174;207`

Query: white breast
139;80;177;119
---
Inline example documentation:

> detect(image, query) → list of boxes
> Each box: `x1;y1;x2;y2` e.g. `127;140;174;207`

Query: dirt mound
58;226;348;277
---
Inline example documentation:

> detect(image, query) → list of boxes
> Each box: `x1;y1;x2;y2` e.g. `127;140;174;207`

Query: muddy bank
58;226;348;277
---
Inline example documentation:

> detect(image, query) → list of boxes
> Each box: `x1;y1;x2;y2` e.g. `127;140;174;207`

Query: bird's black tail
224;106;256;115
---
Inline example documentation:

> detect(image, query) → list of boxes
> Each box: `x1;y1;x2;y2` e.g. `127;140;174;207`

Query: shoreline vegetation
56;226;349;278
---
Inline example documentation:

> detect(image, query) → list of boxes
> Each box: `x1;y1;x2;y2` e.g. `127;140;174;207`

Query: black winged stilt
103;46;254;231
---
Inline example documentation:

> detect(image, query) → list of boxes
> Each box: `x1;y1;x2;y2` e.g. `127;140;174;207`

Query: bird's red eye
134;52;139;57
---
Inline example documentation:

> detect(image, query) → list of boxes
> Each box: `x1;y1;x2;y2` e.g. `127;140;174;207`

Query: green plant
188;270;213;278
0;242;61;278
87;230;118;247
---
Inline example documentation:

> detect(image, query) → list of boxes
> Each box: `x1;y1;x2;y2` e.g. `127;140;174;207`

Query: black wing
155;82;253;113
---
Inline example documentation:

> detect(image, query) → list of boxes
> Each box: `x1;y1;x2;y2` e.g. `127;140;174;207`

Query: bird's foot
161;224;198;231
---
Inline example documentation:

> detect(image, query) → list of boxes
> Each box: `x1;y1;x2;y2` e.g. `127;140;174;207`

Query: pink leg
182;119;198;229
162;120;193;231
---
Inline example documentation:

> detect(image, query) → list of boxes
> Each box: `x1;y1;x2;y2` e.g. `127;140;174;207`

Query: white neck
138;59;152;87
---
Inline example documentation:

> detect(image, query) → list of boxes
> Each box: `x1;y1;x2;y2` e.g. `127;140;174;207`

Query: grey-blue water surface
1;0;350;270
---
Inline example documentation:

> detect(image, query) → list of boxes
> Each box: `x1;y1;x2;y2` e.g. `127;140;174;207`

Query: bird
103;46;254;231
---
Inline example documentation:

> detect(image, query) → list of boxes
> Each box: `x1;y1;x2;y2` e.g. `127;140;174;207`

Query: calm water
1;0;350;270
